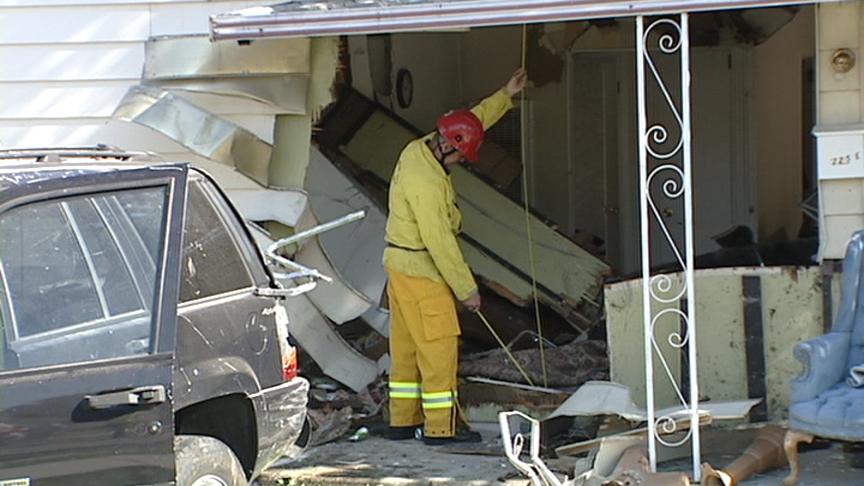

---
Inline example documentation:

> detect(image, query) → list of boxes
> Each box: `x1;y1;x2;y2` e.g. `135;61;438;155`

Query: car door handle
86;385;167;409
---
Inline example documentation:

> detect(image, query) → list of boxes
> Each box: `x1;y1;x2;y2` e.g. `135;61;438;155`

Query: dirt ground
258;423;863;486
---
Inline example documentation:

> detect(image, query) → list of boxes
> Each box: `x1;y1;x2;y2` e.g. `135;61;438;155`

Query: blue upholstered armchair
784;230;864;485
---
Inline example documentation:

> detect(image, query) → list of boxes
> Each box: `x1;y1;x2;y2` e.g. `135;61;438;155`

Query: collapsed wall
111;33;610;393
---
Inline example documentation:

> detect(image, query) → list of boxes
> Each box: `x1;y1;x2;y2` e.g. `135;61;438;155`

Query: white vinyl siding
0;0;271;149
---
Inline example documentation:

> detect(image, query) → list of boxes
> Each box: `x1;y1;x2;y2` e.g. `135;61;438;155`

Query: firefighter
384;68;528;445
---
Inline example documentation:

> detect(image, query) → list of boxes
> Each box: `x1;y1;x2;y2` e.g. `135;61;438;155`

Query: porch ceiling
210;0;830;40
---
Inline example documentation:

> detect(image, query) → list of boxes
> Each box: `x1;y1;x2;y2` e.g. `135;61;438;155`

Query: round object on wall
396;68;413;109
832;48;856;74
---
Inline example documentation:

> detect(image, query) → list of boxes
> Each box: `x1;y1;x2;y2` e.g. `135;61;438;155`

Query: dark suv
0;148;309;485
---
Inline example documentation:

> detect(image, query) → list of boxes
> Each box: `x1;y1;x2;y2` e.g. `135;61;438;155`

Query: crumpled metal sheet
294;207;376;325
154;78;309;114
246;221;381;392
145;35;310;79
303;148;389;335
144;35;311;112
113;85;272;185
188;158;308;226
229;187;308;228
284;289;380;392
361;306;390;337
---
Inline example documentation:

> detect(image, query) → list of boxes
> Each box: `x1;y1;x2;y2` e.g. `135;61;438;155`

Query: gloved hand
461;291;482;313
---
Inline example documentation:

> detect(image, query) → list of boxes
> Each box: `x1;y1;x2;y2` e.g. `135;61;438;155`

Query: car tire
175;435;246;486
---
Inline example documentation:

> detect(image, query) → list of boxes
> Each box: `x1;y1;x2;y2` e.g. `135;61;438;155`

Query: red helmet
436;109;484;163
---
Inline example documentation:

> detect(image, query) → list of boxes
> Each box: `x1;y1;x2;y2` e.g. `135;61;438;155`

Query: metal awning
210;0;831;40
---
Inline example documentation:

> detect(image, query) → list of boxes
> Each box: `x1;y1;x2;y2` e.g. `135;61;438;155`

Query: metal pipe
265;210;365;285
266;210;365;256
211;0;834;40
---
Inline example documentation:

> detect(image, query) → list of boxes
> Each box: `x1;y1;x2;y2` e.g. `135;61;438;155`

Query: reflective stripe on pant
386;269;460;438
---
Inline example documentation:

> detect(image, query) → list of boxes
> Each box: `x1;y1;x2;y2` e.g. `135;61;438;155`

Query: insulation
459;339;609;387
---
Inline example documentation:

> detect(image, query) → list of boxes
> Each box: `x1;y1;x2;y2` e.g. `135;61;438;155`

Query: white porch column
636;14;701;480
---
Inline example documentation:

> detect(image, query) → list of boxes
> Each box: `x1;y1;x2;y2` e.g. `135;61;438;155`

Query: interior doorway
566;47;753;274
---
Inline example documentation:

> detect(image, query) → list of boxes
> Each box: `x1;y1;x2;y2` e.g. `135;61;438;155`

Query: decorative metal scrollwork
636;14;701;481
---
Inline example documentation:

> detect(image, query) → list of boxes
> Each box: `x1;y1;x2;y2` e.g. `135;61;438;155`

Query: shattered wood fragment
460;381;567;413
479;276;530;307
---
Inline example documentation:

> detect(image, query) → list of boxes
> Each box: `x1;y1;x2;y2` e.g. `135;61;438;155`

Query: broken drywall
112;35;381;392
545;381;761;422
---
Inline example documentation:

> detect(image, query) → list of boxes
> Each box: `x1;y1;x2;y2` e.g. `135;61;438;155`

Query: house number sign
815;126;864;180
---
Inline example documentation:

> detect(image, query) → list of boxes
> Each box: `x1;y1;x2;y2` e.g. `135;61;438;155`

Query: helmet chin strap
433;133;460;165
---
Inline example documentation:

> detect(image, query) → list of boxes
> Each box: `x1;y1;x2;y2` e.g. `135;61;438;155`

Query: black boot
422;429;482;446
387;425;421;441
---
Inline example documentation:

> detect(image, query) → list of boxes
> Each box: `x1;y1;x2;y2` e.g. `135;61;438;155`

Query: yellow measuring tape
475;310;535;387
519;24;549;388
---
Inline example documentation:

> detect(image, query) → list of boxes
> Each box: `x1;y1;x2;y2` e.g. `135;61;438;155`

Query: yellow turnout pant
386;269;461;438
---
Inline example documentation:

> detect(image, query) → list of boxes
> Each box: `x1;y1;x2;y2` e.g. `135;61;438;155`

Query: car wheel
175;435;246;486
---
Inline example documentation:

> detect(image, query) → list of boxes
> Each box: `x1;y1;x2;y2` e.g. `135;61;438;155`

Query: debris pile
460;339;609;387
498;382;791;486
